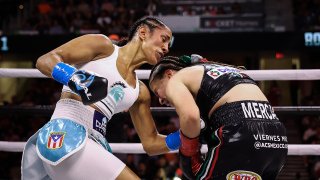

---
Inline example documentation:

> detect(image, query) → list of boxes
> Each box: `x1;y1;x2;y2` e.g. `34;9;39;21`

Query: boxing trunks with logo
21;99;112;179
195;100;288;180
35;99;112;165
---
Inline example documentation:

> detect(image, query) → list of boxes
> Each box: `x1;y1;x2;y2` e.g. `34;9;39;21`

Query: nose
162;43;169;54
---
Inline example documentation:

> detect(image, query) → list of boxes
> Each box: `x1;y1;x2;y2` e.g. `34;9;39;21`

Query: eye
161;35;169;43
154;90;159;97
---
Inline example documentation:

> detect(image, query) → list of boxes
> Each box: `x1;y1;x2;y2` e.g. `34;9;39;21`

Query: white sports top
62;45;140;118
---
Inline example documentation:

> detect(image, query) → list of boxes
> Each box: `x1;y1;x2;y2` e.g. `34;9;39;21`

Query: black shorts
196;101;288;180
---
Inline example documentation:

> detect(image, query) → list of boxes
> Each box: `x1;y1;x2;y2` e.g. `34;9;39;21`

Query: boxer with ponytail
149;55;287;180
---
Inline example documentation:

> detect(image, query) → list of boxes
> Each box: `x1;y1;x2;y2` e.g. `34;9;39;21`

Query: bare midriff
208;83;268;118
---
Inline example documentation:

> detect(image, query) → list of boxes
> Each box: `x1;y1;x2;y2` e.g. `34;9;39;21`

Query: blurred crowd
265;80;320;180
1;0;320;34
1;0;155;35
293;0;320;31
1;0;320;179
300;95;320;180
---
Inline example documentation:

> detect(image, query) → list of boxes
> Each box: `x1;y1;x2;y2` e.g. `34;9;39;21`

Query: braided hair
116;16;168;46
149;56;188;86
148;55;246;86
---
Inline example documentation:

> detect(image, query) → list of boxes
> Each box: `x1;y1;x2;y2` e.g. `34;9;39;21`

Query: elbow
35;56;43;70
141;138;163;156
142;145;153;156
141;143;155;156
36;51;60;76
183;117;199;131
182;111;199;126
36;53;48;71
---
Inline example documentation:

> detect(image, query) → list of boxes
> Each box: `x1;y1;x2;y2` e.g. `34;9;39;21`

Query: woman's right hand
52;62;109;105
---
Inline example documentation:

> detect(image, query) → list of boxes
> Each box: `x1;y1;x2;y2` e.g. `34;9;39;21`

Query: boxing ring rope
1;68;320;80
1;68;320;155
0;141;320;156
1;106;320;116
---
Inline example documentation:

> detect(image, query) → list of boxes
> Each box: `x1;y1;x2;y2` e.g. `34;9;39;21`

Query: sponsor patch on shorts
93;111;108;136
226;170;262;180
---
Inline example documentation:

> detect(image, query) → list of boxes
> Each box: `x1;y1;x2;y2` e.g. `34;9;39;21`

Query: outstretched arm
129;81;179;155
36;34;114;77
35;34;114;104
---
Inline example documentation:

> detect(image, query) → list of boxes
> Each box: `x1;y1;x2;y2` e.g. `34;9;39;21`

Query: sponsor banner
200;15;264;32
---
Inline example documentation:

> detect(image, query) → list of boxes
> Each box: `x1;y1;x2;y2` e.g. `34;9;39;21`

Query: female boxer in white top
21;16;180;180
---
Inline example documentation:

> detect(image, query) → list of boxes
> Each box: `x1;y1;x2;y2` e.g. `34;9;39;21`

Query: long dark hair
115;16;168;46
149;55;246;86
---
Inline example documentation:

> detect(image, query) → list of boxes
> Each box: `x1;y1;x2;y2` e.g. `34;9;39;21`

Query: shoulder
79;34;115;57
174;65;204;80
135;81;151;103
78;34;113;46
168;65;204;94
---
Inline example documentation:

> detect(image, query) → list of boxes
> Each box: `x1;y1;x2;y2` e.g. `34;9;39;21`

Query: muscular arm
36;34;114;77
166;75;200;138
129;81;170;156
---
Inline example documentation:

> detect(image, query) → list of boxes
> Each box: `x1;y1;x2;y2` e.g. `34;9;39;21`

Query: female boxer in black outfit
149;55;288;180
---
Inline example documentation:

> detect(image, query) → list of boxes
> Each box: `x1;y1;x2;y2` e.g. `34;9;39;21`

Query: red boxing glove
179;131;203;177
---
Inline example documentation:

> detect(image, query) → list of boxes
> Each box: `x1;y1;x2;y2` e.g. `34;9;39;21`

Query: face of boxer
150;69;175;106
140;26;172;65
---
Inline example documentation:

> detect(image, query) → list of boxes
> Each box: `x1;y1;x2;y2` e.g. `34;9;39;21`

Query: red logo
207;70;221;79
47;132;65;149
226;170;262;180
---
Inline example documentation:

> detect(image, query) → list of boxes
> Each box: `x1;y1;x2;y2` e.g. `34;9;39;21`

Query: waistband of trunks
51;99;108;137
209;100;279;129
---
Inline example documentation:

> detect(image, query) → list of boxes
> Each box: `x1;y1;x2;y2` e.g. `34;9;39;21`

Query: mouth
156;51;164;60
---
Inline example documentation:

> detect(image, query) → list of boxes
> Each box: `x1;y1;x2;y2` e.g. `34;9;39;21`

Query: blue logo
93;111;108;136
74;71;95;91
110;81;126;103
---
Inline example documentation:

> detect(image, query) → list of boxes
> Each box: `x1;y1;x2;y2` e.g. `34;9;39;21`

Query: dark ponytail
149;54;246;86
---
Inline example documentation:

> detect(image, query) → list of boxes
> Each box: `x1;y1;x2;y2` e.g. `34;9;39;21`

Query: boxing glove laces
52;62;108;105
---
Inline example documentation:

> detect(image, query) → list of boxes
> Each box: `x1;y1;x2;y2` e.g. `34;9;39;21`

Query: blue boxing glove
52;62;108;105
165;130;181;151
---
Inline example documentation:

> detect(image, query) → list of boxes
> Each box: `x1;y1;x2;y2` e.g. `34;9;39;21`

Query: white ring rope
0;141;319;155
1;68;320;80
1;69;319;156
